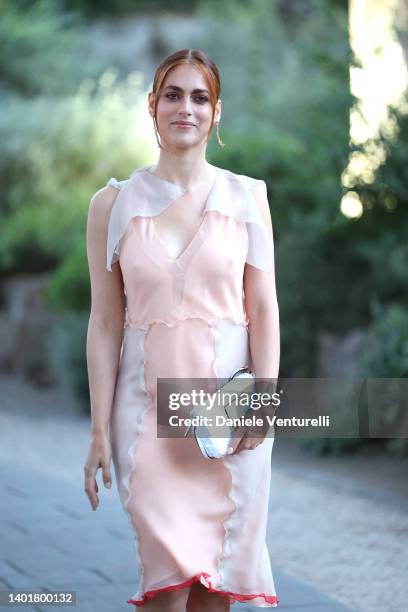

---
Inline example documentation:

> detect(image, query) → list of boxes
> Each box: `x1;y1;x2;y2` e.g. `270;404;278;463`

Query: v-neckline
144;165;219;263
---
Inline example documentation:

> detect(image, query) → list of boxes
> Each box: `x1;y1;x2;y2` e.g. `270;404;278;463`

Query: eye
164;93;209;103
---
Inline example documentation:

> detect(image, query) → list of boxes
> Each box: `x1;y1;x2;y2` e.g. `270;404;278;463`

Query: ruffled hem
127;571;279;607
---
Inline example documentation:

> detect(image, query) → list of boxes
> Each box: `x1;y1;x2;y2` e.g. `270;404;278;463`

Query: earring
215;120;225;148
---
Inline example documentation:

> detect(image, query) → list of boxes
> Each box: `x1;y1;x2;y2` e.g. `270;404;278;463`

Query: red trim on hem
127;571;279;607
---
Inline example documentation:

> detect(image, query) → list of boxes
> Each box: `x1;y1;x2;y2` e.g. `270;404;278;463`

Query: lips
172;121;195;126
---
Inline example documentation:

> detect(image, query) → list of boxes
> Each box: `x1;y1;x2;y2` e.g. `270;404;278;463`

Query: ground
0;374;407;611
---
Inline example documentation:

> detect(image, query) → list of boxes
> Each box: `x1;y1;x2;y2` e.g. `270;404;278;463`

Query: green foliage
45;237;90;312
346;96;408;310
361;301;408;378
0;0;101;96
302;93;408;455
357;302;408;456
0;69;150;273
62;0;201;18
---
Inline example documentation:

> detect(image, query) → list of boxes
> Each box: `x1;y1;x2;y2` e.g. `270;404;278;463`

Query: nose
177;96;193;116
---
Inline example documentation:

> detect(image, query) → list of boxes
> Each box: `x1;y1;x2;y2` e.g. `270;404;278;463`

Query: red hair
149;48;225;149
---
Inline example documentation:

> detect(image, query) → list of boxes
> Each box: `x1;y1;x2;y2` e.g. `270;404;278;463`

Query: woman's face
149;63;221;151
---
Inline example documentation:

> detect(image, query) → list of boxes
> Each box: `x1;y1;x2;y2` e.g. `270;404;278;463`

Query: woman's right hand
83;431;112;511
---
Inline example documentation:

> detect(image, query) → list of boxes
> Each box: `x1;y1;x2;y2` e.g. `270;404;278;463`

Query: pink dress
106;164;279;608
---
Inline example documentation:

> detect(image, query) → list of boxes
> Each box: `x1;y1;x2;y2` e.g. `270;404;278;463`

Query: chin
163;134;203;148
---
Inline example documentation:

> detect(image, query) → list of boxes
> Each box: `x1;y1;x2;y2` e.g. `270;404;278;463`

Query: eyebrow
163;85;209;94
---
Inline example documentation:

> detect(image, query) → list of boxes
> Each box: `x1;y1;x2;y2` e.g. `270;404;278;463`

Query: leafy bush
0;0;101;96
0;69;153;273
356;302;408;456
45;237;90;312
361;302;408;378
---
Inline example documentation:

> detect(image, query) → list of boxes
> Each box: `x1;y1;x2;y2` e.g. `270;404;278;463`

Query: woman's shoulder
215;167;268;214
88;174;132;216
216;166;266;191
89;184;119;215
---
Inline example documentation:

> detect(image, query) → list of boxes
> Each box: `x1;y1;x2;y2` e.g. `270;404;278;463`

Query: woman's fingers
102;460;112;489
231;423;267;454
230;426;249;455
84;462;99;511
235;436;260;454
84;434;112;510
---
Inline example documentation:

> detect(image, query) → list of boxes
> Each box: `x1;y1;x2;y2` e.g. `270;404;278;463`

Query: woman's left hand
229;409;270;455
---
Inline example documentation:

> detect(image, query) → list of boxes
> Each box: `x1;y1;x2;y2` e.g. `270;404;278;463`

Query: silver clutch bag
184;366;256;459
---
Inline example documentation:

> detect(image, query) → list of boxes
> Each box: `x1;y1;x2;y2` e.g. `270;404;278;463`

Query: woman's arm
244;183;280;381
235;183;280;453
84;185;125;509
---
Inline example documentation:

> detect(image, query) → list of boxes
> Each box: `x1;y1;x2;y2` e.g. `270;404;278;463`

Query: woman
84;48;280;611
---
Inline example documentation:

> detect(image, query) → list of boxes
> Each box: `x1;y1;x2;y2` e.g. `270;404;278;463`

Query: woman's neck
150;156;214;191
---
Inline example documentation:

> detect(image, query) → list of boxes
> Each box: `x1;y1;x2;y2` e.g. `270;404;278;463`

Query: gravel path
1;374;407;611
